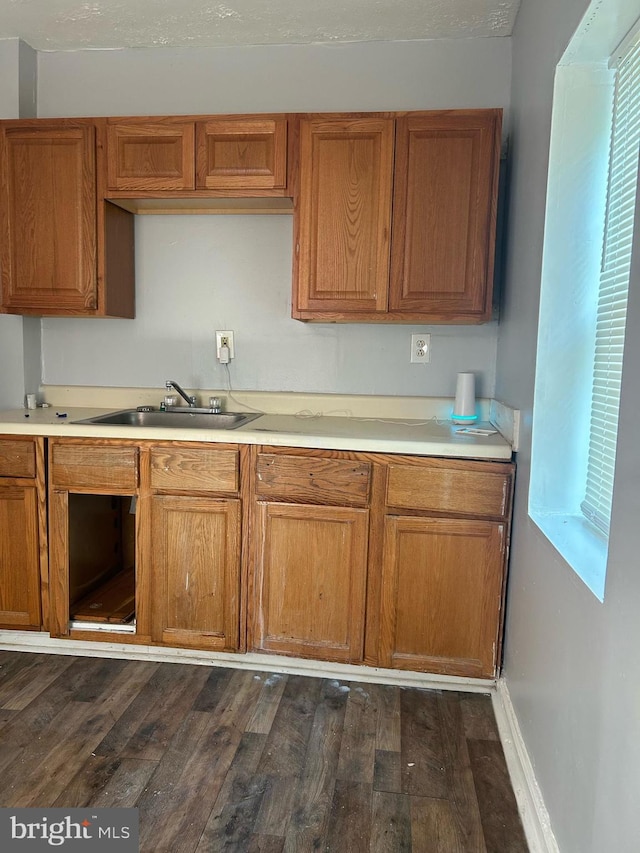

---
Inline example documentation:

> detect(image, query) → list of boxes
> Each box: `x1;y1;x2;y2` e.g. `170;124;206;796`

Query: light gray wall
496;0;640;850
0;39;37;408
37;39;511;397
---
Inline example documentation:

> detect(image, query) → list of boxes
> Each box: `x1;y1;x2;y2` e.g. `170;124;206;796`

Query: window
529;0;640;601
581;31;639;536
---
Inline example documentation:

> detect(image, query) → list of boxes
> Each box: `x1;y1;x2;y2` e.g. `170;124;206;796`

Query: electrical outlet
216;330;235;361
410;334;431;364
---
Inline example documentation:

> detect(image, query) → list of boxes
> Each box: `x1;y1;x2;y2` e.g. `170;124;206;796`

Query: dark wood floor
0;651;527;852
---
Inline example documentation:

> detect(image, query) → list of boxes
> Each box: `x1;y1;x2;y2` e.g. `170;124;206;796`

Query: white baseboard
0;630;495;693
492;679;560;853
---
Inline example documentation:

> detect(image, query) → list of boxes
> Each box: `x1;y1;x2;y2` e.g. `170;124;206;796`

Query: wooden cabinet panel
251;502;369;662
389;110;501;321
386;459;512;519
256;452;371;506
51;442;139;491
0;123;97;313
379;516;506;678
149;495;241;650
107;121;195;190
150;446;238;493
0;439;36;478
0;483;41;628
294;116;394;316
196;118;287;189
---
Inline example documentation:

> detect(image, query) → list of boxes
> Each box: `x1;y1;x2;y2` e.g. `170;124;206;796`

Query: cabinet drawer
150;447;239;493
256;453;371;506
51;443;139;490
386;462;511;519
0;439;36;478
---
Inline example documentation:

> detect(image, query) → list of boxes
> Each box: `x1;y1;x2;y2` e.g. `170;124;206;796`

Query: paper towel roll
452;372;477;423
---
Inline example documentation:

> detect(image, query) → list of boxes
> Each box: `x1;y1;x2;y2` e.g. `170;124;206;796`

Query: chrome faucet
165;379;197;408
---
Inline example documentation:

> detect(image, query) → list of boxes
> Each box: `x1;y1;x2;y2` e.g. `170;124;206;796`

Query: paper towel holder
452;372;478;424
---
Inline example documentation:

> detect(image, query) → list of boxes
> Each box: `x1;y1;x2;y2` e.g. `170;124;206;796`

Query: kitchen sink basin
73;409;262;430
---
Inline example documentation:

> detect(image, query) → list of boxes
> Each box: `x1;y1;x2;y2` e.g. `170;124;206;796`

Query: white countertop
0;405;513;460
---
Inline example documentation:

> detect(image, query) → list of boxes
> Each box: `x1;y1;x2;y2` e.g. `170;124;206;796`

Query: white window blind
581;32;640;536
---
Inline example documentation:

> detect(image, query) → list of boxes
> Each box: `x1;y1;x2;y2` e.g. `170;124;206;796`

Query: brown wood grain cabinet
146;444;243;651
250;448;372;662
36;436;514;679
47;439;244;651
293;109;502;323
0;119;134;317
0;437;47;630
293;115;395;317
149;494;241;651
389;110;501;322
1;108;500;322
107;120;196;191
378;456;514;678
251;501;370;662
249;448;513;677
106;115;289;195
48;439;142;640
196;117;288;190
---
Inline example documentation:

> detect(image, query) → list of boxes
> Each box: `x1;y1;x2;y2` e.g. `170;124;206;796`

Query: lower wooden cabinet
47;439;243;648
250;501;369;662
148;494;241;651
36;436;514;679
0;482;42;628
379;516;507;678
0;437;46;630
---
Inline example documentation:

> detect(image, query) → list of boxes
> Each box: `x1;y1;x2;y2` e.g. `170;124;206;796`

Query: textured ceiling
0;0;521;51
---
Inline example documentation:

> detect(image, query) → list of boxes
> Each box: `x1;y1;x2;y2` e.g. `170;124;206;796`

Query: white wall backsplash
35;38;510;399
41;215;498;396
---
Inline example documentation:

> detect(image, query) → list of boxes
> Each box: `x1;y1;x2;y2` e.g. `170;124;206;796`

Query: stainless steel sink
73;409;262;430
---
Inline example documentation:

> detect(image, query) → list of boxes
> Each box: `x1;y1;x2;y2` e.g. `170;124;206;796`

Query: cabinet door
196;118;287;190
149;495;241;651
379;516;506;678
251;502;369;662
294;116;394;317
107;121;195;190
389;110;501;321
0;483;41;629
0;124;97;313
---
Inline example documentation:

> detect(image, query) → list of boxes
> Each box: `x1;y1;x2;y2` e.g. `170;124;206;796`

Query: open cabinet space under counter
47;437;248;651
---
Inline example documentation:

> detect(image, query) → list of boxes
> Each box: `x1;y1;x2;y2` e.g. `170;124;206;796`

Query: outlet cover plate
216;330;235;360
410;334;431;364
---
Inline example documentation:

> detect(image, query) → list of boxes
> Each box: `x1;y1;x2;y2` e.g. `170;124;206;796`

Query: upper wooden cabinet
0;119;134;317
294;115;394;316
293;109;502;323
197;117;288;190
1;122;96;313
107;120;196;191
106;115;289;195
389;111;501;321
0;108;501;321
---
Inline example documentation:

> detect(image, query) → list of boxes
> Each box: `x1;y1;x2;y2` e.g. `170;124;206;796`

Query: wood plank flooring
0;652;528;852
